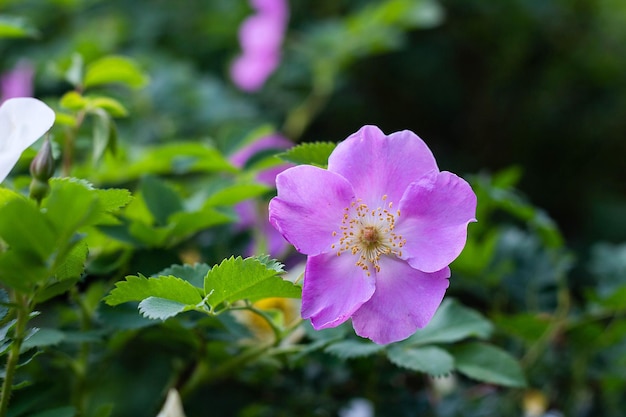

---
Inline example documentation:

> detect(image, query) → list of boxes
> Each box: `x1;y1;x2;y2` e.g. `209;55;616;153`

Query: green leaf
403;298;493;346
386;345;455;376
139;176;184;226
59;91;88;112
325;340;385;359
493;313;552;344
0;289;8;321
203;183;270;207
0;197;56;260
88;96;128;117
0;16;39;38
138;297;190;320
155;263;210;289
84;55;148;89
450;342;526;387
278;142;336;167
21;328;65;350
91;109;117;163
104;274;203;306
205;257;301;308
54;240;88;281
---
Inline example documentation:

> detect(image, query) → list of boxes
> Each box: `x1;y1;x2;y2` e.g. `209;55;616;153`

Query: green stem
69;287;93;416
0;292;32;417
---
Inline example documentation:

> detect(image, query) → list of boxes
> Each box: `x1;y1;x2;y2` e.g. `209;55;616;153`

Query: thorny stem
0;292;32;417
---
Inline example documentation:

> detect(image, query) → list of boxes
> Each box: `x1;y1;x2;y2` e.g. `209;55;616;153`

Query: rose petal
0;98;55;183
396;171;477;273
327;125;438;206
302;252;376;329
269;165;355;255
351;259;450;344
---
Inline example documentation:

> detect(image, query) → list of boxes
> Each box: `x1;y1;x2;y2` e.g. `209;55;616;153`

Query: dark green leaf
386;345;455;376
451;342;527;387
325;340;385;359
155;263;210;289
21;328;65;350
403;298;493;346
139;176;184;226
27;406;77;417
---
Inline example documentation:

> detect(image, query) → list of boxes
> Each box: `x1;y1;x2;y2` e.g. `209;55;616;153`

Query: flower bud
29;137;55;181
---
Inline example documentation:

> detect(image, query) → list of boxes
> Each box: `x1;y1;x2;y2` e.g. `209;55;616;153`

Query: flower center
331;195;406;276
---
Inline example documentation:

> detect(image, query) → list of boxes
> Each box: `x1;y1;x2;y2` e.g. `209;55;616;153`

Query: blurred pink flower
269;125;477;344
230;0;289;92
1;61;34;103
230;133;294;257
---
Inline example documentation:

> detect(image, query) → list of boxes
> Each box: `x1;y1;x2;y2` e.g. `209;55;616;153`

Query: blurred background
3;0;624;248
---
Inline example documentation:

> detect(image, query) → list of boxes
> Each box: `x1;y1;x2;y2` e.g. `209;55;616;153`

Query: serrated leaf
138;297;190;320
325;340;385;359
104;275;203;306
387;345;455;376
205;257;301;308
278;142;336;167
404;298;493;346
155;263;210;289
84;55;148;89
451;342;526;387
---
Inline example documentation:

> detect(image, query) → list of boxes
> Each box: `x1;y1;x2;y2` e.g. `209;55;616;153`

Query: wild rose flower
230;0;289;92
0;98;55;183
269;125;477;344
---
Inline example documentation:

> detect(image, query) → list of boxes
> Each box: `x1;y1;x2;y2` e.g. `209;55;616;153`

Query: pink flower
230;0;289;92
1;61;34;103
269;125;477;344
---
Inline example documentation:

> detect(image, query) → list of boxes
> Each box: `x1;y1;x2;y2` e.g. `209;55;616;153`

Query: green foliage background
1;0;626;416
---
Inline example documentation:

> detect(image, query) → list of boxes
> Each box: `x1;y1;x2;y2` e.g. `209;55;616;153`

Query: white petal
0;98;55;183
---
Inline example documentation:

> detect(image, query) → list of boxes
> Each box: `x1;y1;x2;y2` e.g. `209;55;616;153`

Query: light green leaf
0;197;56;260
451;342;527;387
84;55;148;89
404;298;493;346
0;16;38;38
278;142;336;167
386;345;455;376
104;275;203;306
59;91;88;112
138;297;190;320
205;257;301;308
88;96;128;117
203;183;270;207
325;340;385;359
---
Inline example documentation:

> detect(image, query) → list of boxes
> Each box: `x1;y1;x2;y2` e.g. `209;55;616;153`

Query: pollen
331;196;407;276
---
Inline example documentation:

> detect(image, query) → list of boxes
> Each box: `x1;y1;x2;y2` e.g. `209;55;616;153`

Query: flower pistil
332;195;406;275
